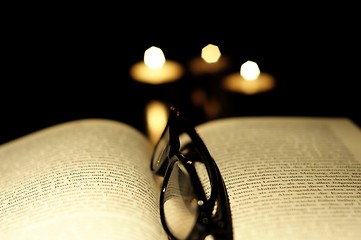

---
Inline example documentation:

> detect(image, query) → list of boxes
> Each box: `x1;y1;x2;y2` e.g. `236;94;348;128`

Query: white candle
222;60;275;95
130;46;184;84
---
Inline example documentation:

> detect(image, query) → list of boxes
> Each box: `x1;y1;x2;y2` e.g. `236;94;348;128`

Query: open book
1;116;360;240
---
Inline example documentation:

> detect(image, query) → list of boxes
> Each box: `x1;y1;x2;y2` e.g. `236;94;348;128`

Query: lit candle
222;60;275;95
189;44;229;75
130;46;184;84
145;100;168;146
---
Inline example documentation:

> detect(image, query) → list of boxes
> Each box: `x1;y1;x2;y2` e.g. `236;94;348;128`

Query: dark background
1;4;360;144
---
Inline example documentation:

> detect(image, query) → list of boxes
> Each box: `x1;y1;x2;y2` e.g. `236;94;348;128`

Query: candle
130;46;184;84
188;44;230;121
189;43;229;75
222;60;275;95
145;100;169;146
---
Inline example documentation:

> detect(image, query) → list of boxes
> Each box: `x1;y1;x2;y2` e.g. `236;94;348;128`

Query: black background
1;4;360;144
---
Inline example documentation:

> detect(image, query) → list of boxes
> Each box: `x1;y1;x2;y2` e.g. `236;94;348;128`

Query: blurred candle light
222;60;275;95
202;44;221;63
130;46;184;84
145;100;168;146
189;44;229;75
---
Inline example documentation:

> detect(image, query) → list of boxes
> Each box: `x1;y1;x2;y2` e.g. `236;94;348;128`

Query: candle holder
222;71;275;95
222;60;275;95
187;44;231;122
221;60;276;117
129;46;186;141
130;46;184;85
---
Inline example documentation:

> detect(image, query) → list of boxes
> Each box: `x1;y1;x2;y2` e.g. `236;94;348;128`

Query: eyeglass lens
163;159;197;239
163;158;212;239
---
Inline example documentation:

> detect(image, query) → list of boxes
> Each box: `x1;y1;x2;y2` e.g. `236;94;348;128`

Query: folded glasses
150;106;233;240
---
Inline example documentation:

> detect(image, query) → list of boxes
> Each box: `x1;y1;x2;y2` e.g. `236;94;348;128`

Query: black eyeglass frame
150;106;233;240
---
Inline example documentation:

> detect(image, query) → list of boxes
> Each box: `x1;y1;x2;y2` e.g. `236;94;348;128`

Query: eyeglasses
151;106;233;240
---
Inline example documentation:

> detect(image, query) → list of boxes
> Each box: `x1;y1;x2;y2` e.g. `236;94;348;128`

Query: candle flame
144;46;166;69
201;44;221;63
240;60;260;81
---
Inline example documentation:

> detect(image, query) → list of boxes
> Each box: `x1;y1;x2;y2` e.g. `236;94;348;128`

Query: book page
0;119;167;240
196;117;361;240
